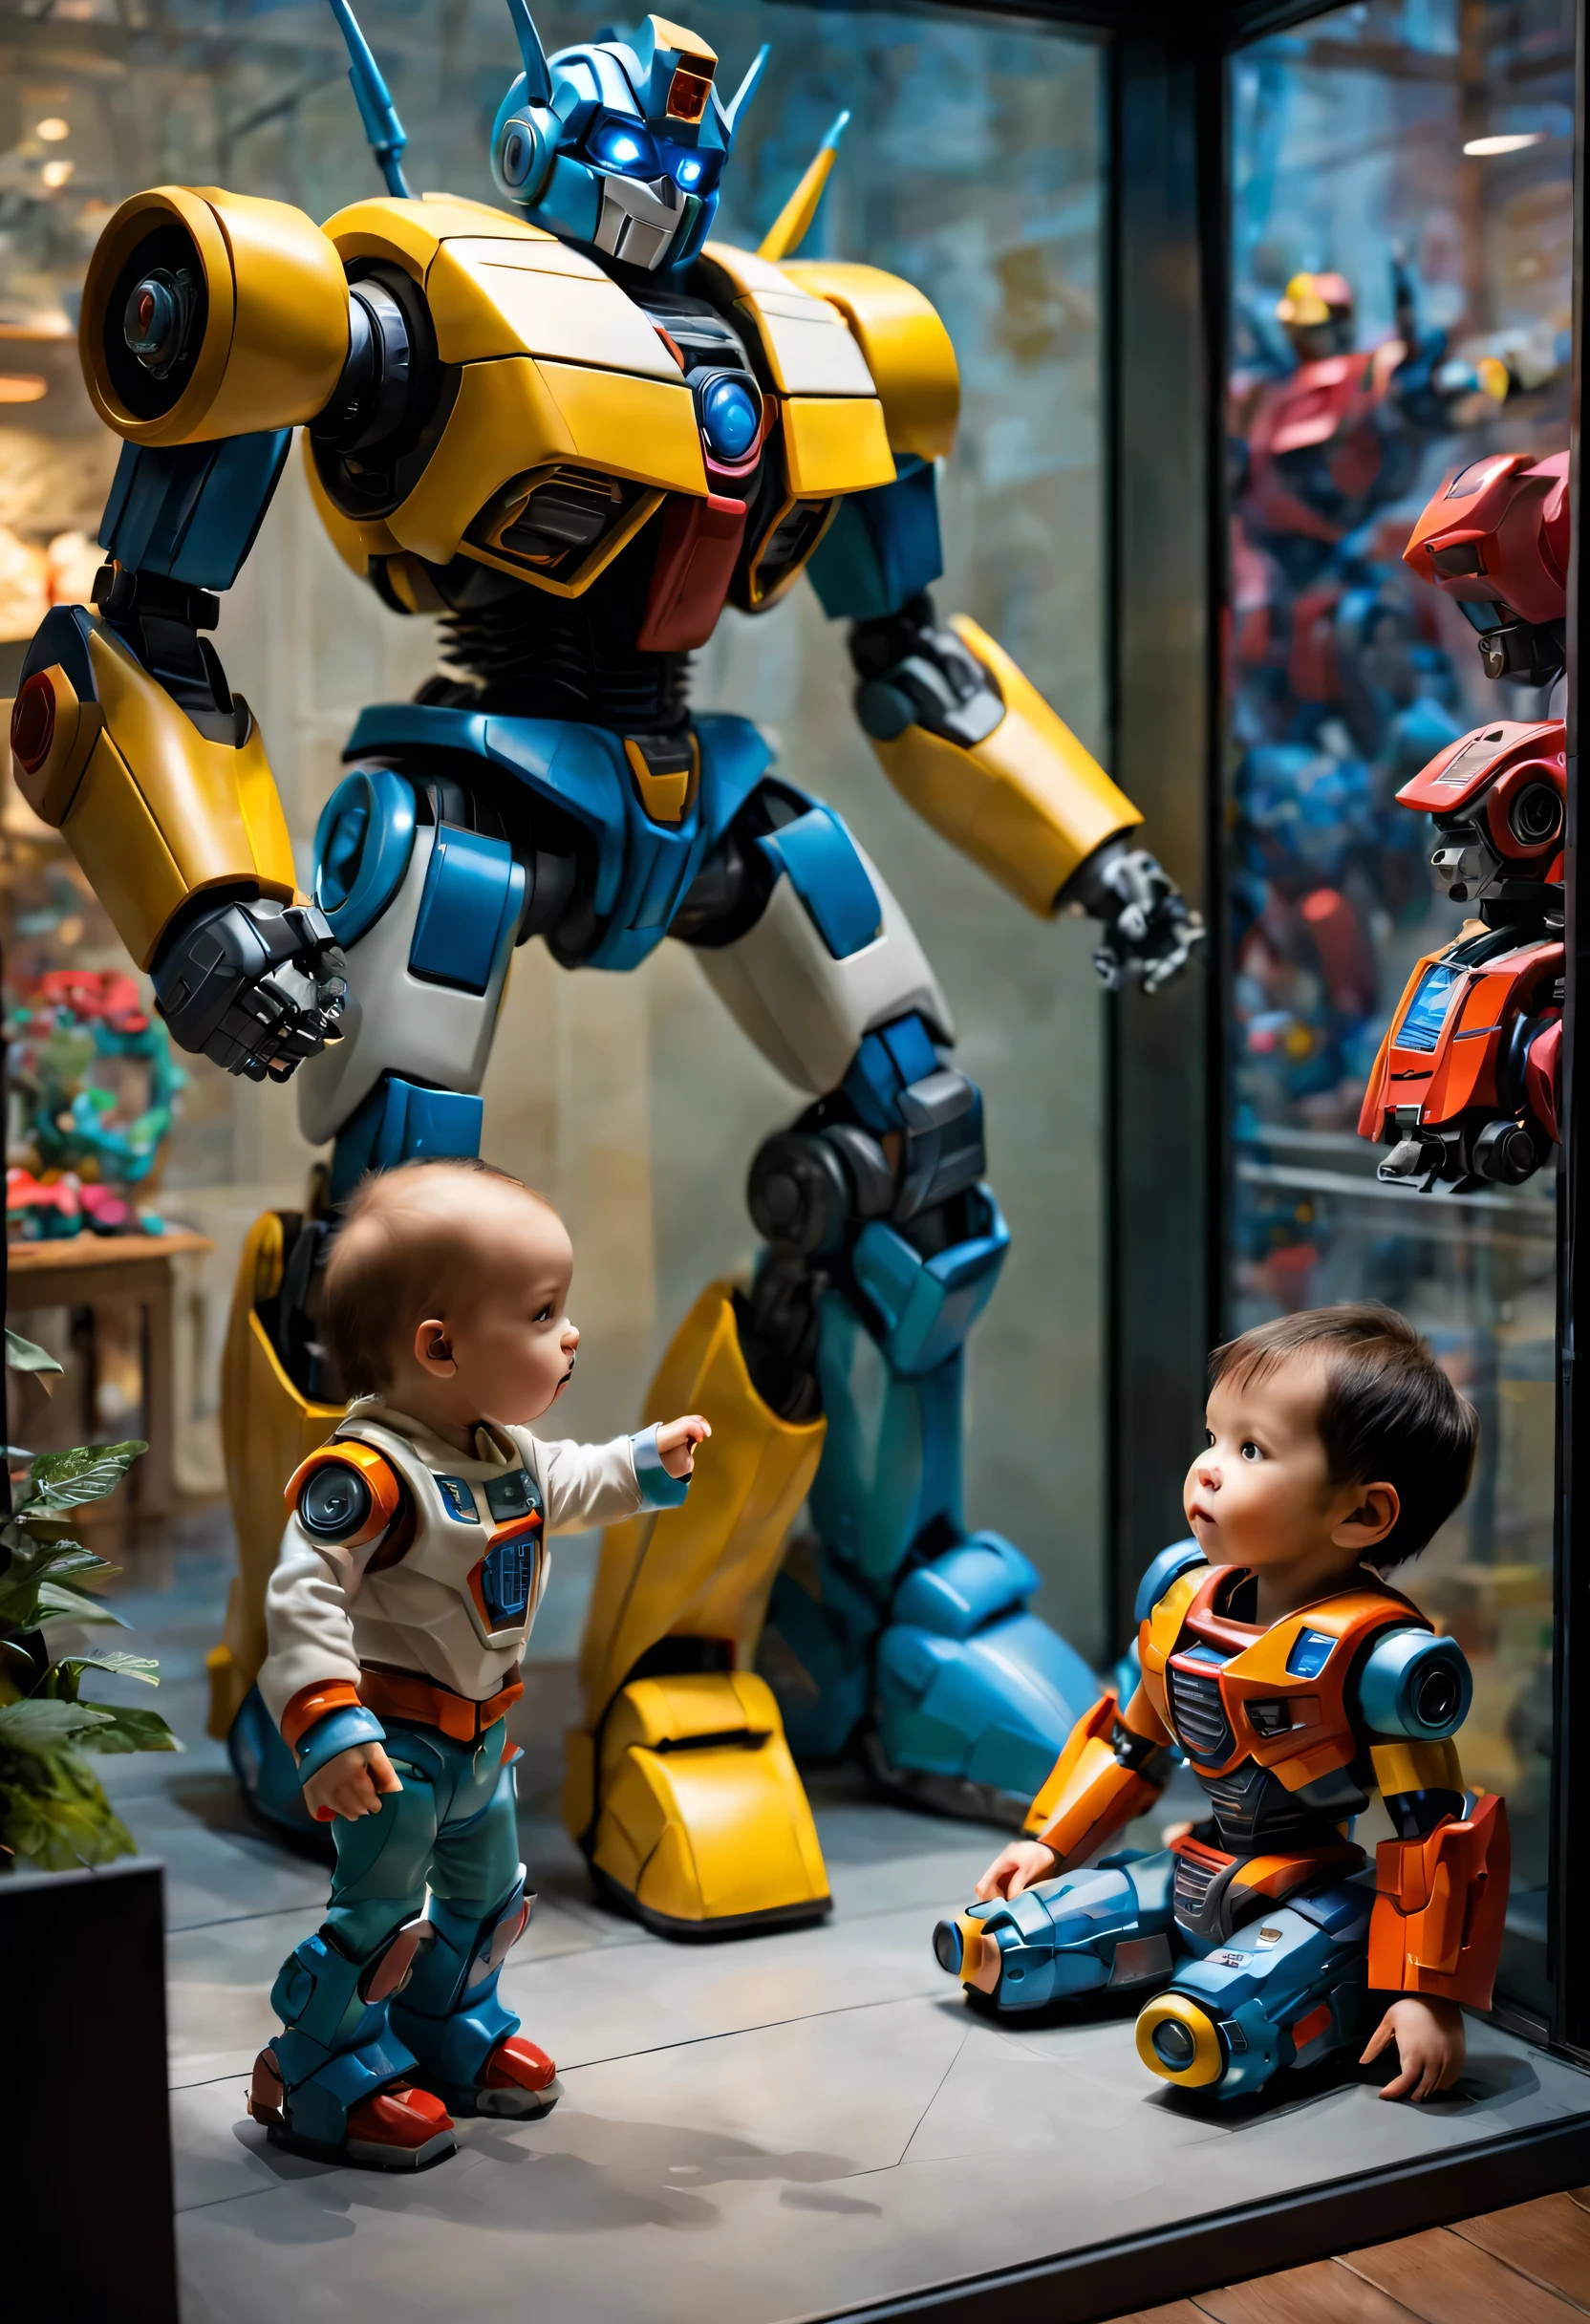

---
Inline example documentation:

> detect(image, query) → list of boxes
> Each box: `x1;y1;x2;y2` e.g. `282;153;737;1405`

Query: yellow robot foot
567;1670;830;1938
567;1280;832;1936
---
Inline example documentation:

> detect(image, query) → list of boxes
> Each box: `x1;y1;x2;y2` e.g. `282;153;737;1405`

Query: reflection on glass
1227;0;1573;2020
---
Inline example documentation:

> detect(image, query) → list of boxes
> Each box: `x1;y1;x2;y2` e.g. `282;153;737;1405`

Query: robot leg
566;1282;831;1936
685;803;1097;1815
249;1752;458;2166
1133;1876;1373;2101
213;762;523;1831
932;1849;1177;2012
389;1753;558;2119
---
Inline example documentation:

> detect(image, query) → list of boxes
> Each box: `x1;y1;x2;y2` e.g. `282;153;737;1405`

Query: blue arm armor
292;1702;388;1785
1133;1538;1207;1629
632;1424;692;1511
99;429;293;591
1355;1625;1472;1740
805;458;943;622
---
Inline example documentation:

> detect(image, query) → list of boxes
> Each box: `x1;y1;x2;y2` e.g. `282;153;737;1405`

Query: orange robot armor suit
935;1546;1509;2100
1360;451;1566;1194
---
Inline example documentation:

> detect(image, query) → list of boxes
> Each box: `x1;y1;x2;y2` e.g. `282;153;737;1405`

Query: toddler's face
440;1201;580;1427
1183;1358;1344;1574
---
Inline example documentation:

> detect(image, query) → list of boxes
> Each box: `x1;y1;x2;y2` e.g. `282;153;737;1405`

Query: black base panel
589;1860;832;1941
815;2114;1590;2324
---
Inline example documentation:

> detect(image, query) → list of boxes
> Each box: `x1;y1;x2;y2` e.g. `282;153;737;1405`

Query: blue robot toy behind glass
9;1;1200;1936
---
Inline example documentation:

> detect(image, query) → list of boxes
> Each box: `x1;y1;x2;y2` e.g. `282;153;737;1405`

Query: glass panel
1228;0;1574;2019
0;11;1108;1646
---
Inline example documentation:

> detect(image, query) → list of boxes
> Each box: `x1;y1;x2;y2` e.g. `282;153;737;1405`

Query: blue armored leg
748;1003;1099;1815
388;1748;558;2120
932;1850;1179;2011
251;1738;455;2166
1134;1878;1374;2101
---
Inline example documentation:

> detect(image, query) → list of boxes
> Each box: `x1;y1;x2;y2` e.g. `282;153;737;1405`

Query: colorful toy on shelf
5;969;180;1237
10;2;1198;1938
246;1159;710;2170
1359;451;1566;1190
935;1305;1507;2106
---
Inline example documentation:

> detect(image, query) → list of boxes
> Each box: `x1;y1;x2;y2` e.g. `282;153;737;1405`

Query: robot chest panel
1385;938;1561;1127
400;1464;546;1648
1164;1625;1354;1785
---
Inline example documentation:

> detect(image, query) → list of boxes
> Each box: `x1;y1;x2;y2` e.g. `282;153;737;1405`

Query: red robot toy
1358;451;1567;1191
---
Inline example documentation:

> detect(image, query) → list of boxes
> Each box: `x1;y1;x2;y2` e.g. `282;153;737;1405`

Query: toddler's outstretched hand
1361;1994;1465;2101
655;1413;711;1479
304;1741;403;1823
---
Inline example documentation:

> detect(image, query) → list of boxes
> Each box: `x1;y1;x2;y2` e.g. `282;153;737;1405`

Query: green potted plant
0;1326;177;1870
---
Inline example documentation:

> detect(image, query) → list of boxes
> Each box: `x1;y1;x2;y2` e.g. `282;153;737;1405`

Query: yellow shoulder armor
311;196;707;583
81;186;348;447
781;261;958;463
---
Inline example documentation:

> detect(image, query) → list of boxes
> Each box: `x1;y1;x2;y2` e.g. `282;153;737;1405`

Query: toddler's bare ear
414;1318;457;1376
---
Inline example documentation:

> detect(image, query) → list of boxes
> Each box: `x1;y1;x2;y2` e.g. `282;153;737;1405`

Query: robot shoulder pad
286;1442;405;1548
1355;1624;1472;1740
1134;1538;1207;1629
780;260;959;464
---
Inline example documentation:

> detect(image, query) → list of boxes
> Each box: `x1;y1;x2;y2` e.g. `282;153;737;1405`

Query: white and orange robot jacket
260;1401;685;1772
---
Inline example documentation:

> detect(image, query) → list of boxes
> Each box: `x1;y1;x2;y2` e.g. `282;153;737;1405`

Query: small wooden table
7;1229;215;1517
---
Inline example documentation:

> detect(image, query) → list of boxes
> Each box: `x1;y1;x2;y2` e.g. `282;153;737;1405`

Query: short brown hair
1209;1302;1477;1566
322;1156;534;1397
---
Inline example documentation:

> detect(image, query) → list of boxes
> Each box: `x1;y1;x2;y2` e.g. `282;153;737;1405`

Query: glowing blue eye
588;118;656;175
700;376;760;461
676;156;702;185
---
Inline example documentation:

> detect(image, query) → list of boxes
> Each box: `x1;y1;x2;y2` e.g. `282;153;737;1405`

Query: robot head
489;7;765;273
1275;271;1355;358
1395;720;1566;903
1402;452;1568;687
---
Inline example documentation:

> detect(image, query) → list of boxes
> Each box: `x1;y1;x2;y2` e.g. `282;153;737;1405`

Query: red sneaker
474;2034;561;2120
344;2082;457;2170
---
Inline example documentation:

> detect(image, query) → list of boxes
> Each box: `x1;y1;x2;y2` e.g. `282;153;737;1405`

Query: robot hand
1069;840;1204;994
152;896;347;1083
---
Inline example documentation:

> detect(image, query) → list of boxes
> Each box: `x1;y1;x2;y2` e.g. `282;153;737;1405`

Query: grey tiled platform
96;1522;1590;2324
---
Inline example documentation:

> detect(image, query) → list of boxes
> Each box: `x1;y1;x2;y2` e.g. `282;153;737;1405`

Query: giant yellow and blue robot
9;1;1200;1937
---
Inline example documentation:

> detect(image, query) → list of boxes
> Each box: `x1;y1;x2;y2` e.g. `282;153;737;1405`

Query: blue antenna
327;0;412;198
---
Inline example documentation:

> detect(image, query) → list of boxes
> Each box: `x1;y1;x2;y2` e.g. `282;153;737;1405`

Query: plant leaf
27;1441;148;1511
75;1699;180;1754
56;1651;160;1688
34;1581;131;1627
5;1329;63;1378
0;1696;114;1754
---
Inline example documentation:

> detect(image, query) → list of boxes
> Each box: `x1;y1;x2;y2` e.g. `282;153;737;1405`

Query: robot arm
1354;1626;1510;2010
1020;1684;1177;1871
1367;1744;1510;2009
4;185;404;1080
790;264;1198;991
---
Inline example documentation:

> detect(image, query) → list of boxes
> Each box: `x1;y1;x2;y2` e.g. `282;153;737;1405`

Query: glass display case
1222;0;1575;2027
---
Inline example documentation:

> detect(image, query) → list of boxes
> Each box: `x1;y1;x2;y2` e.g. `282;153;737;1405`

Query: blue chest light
1286;1628;1336;1679
700;376;760;462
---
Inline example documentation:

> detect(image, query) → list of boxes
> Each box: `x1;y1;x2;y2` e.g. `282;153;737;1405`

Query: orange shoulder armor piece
1367;1792;1511;2010
285;1440;404;1550
1022;1689;1169;1871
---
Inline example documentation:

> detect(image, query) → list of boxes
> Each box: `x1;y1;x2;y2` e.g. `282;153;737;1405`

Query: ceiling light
0;376;49;402
40;159;75;189
1464;132;1547;157
35;117;69;141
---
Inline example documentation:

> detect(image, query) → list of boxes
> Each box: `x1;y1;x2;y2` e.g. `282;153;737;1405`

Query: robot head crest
490;7;767;273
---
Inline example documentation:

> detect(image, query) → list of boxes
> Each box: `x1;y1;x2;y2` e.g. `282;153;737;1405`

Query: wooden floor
1113;2188;1590;2323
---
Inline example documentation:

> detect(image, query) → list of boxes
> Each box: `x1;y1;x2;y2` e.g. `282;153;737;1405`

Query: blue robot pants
267;1718;541;2147
935;1848;1375;2100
